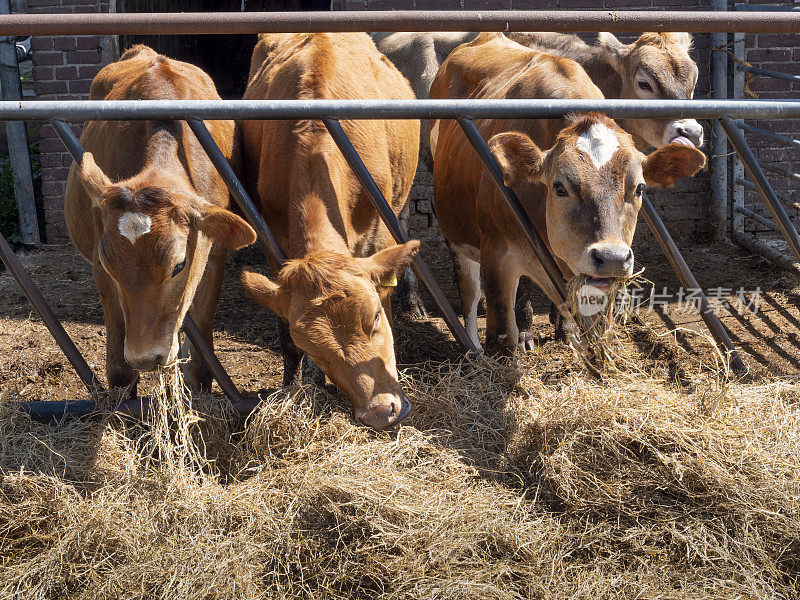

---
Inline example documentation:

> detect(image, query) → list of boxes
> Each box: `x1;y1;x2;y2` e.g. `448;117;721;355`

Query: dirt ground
1;231;799;405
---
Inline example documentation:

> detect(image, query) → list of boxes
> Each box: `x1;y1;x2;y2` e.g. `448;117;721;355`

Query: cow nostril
676;127;687;138
590;248;604;268
154;354;165;366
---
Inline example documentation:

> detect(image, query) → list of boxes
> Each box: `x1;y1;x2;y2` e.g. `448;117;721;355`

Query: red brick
76;36;101;50
78;64;100;79
68;79;92;95
416;0;462;7
53;37;77;52
36;80;69;95
65;50;101;65
33;51;64;66
55;65;79;80
32;65;55;81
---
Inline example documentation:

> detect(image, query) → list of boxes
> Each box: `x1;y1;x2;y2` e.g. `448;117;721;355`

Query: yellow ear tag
382;273;398;288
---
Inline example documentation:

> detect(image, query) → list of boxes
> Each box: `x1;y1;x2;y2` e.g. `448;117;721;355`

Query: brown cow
431;33;705;354
237;33;420;430
65;45;256;394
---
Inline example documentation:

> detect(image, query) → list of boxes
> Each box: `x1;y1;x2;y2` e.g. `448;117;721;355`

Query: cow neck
140;122;194;192
573;47;622;99
288;152;351;259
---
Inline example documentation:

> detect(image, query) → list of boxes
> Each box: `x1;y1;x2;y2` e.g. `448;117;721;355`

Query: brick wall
28;0;109;240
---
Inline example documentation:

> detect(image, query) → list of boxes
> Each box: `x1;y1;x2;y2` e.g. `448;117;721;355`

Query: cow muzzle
580;242;634;286
356;393;413;431
124;342;177;372
663;119;704;148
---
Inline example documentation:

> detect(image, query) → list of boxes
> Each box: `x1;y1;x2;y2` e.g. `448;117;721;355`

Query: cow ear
488;132;545;187
598;32;632;75
241;268;290;318
667;32;692;51
364;240;420;288
79;152;112;205
643;143;706;188
198;206;257;250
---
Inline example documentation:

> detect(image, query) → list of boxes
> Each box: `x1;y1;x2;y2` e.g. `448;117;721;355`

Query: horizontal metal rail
3;99;800;122
0;10;798;36
734;204;781;232
739;121;800;148
738;64;800;84
759;161;800;182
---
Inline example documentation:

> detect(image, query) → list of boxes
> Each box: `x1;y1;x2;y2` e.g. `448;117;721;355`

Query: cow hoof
485;334;515;358
518;330;536;353
301;355;326;387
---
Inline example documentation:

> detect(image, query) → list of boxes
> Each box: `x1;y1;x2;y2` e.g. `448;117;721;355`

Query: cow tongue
669;135;694;147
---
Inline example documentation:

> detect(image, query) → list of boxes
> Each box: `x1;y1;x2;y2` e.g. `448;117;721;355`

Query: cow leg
548;302;567;343
481;250;519;357
278;320;303;386
515;276;536;352
453;245;482;350
395;205;428;319
182;247;226;393
94;263;138;397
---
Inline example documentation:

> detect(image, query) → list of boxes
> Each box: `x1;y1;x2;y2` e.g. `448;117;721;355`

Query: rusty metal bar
0;228;104;393
740;121;800;148
738;64;800;84
48;118;243;402
721;116;800;265
457;117;568;303
640;192;748;375
322;117;479;354
0;10;798;35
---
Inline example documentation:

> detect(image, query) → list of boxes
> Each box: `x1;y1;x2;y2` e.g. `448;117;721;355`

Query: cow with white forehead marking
431;33;705;355
65;45;255;395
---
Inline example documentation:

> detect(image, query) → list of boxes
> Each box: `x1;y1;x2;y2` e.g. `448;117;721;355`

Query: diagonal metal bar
185;118;287;265
322;117;479;354
721;116;800;264
0;228;104;393
49;118;242;401
640;193;747;375
457;117;568;303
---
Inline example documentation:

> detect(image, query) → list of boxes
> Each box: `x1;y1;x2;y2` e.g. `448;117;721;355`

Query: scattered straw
1;354;799;598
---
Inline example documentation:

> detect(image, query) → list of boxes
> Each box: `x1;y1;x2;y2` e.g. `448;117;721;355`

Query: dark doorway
118;1;330;99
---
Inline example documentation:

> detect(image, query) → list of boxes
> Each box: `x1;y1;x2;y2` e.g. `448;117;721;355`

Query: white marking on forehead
118;212;152;244
576;123;620;170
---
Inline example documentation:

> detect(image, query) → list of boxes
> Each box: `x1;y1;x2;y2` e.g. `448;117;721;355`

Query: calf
238;33;420;430
65;45;256;394
431;33;705;354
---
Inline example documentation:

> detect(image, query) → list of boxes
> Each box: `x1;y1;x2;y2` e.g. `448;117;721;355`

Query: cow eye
635;183;645;196
172;259;186;278
553;181;569;197
372;311;381;333
637;79;653;92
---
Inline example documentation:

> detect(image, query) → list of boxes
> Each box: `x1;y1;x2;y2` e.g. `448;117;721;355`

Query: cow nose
587;243;634;278
671;120;704;147
357;394;413;430
124;350;170;372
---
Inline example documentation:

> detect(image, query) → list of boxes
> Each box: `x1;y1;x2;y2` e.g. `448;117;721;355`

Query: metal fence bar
736;177;758;191
759;161;800;182
740;121;800;148
185;118;287;265
732;32;746;236
0;229;103;393
48;118;243;402
738;64;800;84
322;117;479;354
734;204;781;232
640;192;747;375
4;99;800;121
721;116;800;264
0;10;798;35
710;0;728;242
456;116;568;303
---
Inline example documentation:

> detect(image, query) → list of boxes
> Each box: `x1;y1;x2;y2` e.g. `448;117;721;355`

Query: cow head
80;152;256;371
241;241;419;431
598;32;703;150
489;113;705;288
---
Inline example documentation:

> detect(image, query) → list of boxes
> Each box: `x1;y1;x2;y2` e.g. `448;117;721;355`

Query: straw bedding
1;341;799;599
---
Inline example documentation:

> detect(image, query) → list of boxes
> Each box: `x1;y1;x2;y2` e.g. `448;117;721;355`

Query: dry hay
1;354;799;599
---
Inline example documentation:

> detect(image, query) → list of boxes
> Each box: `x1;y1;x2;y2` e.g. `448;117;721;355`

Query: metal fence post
0;0;38;247
710;0;728;241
